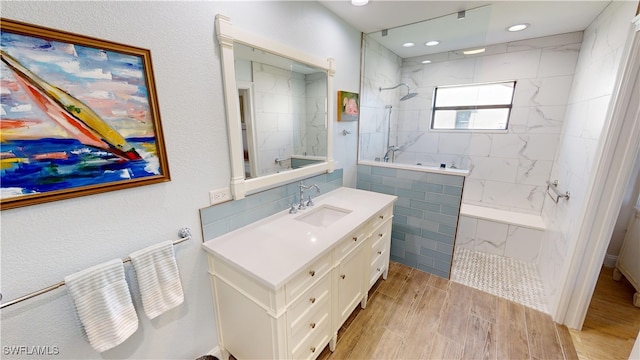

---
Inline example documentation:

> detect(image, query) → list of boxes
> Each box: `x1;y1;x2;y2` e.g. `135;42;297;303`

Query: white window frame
430;81;516;132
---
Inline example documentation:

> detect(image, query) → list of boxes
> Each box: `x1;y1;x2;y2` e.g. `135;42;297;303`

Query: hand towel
129;241;184;319
64;259;138;353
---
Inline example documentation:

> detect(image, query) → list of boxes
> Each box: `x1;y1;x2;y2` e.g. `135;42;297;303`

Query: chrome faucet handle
298;201;306;210
306;195;314;207
289;198;298;214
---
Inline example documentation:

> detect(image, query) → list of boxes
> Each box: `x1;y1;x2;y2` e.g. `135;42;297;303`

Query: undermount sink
295;204;352;227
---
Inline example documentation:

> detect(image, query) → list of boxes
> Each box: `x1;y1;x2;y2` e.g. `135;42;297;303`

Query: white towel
129;241;184;319
64;259;138;353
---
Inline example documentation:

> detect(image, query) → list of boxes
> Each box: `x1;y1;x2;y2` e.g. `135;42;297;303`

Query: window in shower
431;81;516;130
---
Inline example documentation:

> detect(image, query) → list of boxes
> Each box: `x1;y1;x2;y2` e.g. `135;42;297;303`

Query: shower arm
379;83;417;101
379;83;410;92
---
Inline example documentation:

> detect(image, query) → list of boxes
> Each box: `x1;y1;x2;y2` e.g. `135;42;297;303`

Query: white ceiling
318;0;612;58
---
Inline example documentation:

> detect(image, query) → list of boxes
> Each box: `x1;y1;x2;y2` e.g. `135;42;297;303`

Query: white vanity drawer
369;205;393;231
370;220;391;255
288;274;331;324
285;253;332;303
335;225;368;261
370;254;387;287
290;315;330;360
370;234;387;266
289;304;330;355
289;274;331;360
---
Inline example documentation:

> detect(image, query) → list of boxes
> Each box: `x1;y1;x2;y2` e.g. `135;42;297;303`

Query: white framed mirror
215;14;335;200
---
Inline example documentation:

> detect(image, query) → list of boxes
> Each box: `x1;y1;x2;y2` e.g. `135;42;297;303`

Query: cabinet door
336;245;366;327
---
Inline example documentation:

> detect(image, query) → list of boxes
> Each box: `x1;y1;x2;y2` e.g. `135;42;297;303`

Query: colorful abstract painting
0;19;170;210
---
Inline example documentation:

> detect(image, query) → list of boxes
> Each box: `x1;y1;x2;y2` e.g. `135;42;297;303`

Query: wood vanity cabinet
203;189;395;360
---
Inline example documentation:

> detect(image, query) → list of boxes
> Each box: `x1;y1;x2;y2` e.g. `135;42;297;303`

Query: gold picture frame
1;19;170;210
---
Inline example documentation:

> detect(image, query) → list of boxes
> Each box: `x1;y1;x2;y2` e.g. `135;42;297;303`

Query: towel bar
0;227;192;309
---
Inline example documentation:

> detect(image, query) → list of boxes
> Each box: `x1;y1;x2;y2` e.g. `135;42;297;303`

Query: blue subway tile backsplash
200;169;343;241
356;164;464;279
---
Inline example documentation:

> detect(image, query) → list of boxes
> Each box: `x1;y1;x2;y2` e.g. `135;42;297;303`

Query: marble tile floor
451;247;548;314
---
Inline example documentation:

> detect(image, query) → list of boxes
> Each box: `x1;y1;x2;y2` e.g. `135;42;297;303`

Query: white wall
537;0;637;317
0;2;361;359
607;154;640;260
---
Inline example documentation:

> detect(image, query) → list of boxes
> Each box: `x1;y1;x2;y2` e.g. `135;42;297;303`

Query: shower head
400;92;418;101
379;83;418;101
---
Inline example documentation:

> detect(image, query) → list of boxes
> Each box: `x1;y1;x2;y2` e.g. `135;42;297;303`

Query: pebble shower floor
451;247;548;313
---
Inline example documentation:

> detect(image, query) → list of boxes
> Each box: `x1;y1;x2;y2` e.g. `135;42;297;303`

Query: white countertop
202;187;397;290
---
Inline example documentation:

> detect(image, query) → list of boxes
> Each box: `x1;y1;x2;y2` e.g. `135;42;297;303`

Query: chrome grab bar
546;180;570;203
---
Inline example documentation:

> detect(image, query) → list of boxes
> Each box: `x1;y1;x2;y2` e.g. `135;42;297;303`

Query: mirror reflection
234;43;328;178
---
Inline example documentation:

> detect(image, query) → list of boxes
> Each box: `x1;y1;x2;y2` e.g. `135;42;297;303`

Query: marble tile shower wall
536;1;637;316
356;164;464;278
393;32;583;214
252;64;327;176
298;72;328;158
456;216;544;263
200;170;343;241
359;34;402;161
253;62;302;175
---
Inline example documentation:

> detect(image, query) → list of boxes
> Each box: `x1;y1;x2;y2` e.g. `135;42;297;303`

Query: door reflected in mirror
234;43;328;179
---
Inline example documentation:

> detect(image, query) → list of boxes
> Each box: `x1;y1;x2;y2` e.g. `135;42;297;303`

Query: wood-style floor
317;261;578;360
569;266;640;360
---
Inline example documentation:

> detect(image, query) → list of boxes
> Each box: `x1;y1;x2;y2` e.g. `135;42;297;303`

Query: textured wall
0;2;361;359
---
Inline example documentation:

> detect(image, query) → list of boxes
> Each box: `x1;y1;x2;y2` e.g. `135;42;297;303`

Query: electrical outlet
210;187;232;205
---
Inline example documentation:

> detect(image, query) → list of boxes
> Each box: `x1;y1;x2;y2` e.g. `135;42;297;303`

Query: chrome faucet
298;181;320;210
384;145;399;162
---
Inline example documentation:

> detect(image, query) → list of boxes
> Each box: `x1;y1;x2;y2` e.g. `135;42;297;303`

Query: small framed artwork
0;19;170;210
337;91;359;122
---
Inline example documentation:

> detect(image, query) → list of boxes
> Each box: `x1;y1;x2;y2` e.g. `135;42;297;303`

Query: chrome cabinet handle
340;274;346;279
309;297;316;304
377;250;382;255
379;215;384;219
310;347;316;353
353;236;358;242
309;270;315;277
310;322;316;329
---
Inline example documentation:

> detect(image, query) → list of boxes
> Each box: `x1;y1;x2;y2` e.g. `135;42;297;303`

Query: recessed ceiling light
463;48;486;55
351;0;369;6
421;60;432;64
402;42;415;48
507;23;529;32
425;40;440;47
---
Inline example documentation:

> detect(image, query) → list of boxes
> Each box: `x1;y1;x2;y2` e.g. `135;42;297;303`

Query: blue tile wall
356;165;464;278
200;169;343;241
